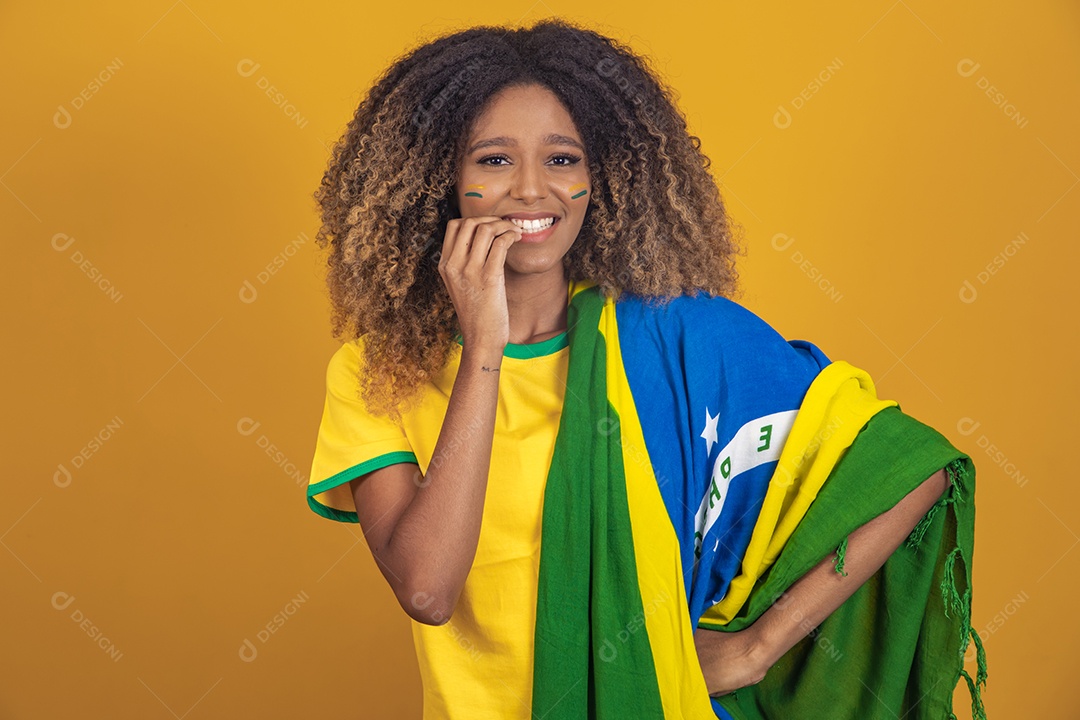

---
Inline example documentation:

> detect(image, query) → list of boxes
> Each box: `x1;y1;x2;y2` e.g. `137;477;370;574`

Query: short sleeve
306;340;417;523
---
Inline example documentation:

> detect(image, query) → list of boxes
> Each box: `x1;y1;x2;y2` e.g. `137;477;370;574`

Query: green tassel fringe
833;536;849;577
959;667;988;720
906;457;965;550
971;625;988;689
934;457;988;719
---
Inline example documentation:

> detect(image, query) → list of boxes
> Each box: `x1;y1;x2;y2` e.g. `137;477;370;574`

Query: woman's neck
503;271;570;344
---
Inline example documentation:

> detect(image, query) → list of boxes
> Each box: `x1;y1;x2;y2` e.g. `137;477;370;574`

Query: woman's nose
510;161;548;201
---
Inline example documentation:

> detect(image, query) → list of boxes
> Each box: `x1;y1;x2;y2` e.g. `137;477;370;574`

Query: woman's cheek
462;183;486;201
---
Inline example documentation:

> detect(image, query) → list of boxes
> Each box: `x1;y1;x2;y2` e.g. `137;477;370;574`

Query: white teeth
507;217;556;233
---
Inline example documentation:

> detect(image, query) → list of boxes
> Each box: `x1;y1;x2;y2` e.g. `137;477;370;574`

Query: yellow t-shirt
307;280;586;719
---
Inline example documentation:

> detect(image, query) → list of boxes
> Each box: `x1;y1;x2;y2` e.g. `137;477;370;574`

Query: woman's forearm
695;466;952;695
749;467;951;667
382;344;505;623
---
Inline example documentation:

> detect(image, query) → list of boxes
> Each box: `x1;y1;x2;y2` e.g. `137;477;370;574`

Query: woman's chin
503;254;566;276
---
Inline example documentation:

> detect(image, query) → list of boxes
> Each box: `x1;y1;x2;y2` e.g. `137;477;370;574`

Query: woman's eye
551;154;583;166
476;154;583;166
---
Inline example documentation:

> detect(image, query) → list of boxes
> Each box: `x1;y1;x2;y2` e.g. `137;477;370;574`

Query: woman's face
454;83;591;277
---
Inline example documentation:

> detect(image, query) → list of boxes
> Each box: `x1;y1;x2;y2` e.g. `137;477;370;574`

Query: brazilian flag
530;279;985;719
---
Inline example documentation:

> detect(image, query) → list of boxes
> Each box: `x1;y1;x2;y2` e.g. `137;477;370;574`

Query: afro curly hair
312;17;747;423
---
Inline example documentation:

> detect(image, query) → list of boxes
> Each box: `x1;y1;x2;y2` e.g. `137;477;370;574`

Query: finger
481;226;521;278
439;218;462;274
465;221;520;276
446;217;480;272
448;216;495;271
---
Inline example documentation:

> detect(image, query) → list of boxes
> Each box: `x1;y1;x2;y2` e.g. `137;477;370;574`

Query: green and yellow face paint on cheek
464;184;484;198
569;182;588;200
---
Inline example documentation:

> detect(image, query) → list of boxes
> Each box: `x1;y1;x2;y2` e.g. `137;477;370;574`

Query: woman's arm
693;467;951;696
349;343;506;626
349;217;523;627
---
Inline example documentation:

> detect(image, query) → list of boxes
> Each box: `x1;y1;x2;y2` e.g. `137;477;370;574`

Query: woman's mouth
506;216;558;234
506;216;560;243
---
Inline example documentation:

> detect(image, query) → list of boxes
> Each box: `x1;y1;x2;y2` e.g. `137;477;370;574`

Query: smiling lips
506;216;557;234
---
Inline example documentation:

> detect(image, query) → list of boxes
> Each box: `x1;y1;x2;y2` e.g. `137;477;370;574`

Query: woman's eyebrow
467;133;585;154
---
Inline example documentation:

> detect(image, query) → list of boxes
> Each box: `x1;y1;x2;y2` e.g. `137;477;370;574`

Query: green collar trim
453;330;569;359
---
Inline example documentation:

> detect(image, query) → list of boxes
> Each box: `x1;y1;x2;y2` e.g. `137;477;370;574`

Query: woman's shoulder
329;334;364;362
324;334;391;396
615;288;785;341
615;287;832;370
322;337;363;391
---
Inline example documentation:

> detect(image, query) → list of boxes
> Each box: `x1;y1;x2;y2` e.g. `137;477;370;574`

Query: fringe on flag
913;457;988;720
832;536;849;577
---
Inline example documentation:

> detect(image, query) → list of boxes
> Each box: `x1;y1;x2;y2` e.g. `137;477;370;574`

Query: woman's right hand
437;216;523;351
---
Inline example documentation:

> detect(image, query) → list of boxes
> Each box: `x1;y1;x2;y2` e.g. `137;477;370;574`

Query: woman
305;18;985;720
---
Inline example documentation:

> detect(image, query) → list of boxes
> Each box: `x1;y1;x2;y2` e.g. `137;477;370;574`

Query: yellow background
3;1;1076;717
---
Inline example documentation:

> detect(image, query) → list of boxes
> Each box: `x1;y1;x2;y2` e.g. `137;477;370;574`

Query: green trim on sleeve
307;495;362;523
306;450;419;523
